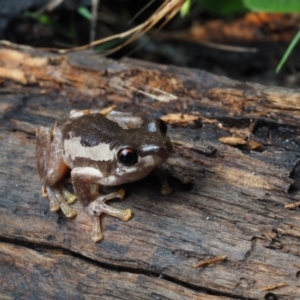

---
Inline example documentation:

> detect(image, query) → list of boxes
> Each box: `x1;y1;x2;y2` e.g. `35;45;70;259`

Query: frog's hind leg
36;125;77;217
36;126;53;181
36;125;68;186
71;167;132;242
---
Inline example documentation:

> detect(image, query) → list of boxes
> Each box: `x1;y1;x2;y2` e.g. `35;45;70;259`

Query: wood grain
1;46;300;299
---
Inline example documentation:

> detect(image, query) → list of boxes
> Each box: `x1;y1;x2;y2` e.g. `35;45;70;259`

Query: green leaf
180;0;192;17
25;11;52;25
276;29;300;73
77;6;92;20
195;0;247;16
244;0;300;12
26;10;75;40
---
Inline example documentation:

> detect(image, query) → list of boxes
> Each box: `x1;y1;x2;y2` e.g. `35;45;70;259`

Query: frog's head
114;119;173;182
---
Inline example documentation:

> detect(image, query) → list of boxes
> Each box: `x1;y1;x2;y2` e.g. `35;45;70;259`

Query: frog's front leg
71;167;132;242
153;163;193;195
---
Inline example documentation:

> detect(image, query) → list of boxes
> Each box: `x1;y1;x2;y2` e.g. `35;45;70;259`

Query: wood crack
0;236;239;299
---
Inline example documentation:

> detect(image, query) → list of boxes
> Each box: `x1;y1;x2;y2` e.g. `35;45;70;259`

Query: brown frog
36;108;189;242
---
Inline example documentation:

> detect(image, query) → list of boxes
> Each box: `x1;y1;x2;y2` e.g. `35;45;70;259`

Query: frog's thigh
36;125;68;186
36;126;52;180
47;126;69;186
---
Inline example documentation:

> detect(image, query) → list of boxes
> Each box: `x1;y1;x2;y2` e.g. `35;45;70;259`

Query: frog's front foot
86;189;132;242
44;184;77;218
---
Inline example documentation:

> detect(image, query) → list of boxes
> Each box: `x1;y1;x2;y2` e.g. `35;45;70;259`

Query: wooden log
1;44;300;299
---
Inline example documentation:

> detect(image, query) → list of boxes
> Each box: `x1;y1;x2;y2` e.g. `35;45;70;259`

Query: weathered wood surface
1;46;300;299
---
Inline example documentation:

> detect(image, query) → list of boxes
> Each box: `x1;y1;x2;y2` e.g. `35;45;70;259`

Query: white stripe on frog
64;136;115;162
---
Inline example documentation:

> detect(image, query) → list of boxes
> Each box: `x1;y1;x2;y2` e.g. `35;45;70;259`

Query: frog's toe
62;188;77;204
91;232;103;243
179;175;193;184
116;208;132;221
117;188;125;199
160;186;173;195
46;186;60;212
46;186;77;218
60;200;77;218
49;201;60;212
90;216;104;242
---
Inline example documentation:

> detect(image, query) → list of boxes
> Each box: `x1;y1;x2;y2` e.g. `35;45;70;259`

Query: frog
36;107;190;242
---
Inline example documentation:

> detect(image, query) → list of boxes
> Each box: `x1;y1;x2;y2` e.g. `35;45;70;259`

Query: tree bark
1;44;300;299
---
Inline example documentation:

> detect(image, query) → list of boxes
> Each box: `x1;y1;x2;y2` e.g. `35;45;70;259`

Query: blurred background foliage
1;0;300;87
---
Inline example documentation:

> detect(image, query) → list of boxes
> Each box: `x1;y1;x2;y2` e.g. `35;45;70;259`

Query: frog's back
62;114;123;147
61;114;126;170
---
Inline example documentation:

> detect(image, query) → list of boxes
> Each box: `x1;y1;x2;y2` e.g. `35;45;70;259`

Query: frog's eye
156;119;167;134
117;147;138;166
